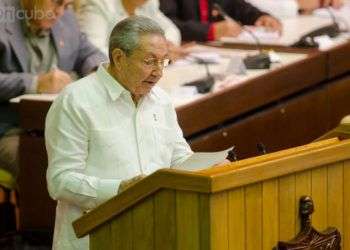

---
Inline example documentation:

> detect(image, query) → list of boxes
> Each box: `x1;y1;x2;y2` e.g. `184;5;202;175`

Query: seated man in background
0;0;106;181
246;0;343;18
45;16;193;249
159;0;282;42
79;0;187;60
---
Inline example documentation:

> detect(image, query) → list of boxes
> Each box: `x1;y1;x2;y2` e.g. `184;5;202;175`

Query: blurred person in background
246;0;343;18
159;0;282;42
79;0;188;60
0;0;106;182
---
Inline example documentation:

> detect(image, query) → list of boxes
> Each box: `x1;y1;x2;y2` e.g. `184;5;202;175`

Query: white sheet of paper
173;147;233;171
220;16;333;46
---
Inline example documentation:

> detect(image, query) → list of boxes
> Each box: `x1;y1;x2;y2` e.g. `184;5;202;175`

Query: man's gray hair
108;15;165;63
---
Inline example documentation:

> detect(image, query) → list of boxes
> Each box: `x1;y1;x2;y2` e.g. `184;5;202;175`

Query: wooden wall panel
133;197;155;250
110;211;133;250
154;189;176;250
199;194;211;250
311;167;328;230
176;191;200;250
279;175;296;241
210;192;228;250
262;179;279;250
327;162;344;247
90;224;111;250
228;188;245;250
344;160;350;250
245;183;262;250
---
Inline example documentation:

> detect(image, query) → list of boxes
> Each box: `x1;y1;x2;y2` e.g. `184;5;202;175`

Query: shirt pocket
90;129;119;147
88;129;132;169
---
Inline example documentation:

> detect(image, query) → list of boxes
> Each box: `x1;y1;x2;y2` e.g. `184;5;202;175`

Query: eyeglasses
143;58;170;68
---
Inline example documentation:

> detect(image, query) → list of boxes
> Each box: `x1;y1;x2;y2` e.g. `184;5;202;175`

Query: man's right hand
213;20;242;40
118;175;146;194
37;69;72;94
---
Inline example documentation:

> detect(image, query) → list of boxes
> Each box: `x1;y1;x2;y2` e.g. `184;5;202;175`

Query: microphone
325;7;341;37
212;3;271;69
226;145;238;162
257;142;267;155
183;57;215;94
240;28;271;69
293;7;341;48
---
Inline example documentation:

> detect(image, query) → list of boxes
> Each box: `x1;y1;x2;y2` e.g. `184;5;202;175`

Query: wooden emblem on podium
277;196;341;250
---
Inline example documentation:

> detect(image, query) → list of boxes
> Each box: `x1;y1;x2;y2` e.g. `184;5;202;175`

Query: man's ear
111;48;125;66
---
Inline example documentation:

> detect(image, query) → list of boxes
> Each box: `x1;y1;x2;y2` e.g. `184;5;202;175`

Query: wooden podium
73;138;350;250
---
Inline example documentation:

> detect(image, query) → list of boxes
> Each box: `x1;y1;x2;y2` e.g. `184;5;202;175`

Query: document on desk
220;16;333;46
173;147;233;171
10;94;57;103
313;2;350;32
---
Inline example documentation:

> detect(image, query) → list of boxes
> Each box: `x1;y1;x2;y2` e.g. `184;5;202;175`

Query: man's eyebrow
144;52;170;59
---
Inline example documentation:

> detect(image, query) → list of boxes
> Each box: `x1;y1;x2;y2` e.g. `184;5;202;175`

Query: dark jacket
159;0;266;41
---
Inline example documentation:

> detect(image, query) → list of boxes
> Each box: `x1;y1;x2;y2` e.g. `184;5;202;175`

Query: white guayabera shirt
45;63;192;250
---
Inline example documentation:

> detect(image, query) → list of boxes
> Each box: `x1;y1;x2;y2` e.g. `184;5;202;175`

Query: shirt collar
96;63;161;104
96;63;127;101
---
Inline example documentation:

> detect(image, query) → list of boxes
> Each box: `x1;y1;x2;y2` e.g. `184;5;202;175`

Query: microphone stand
325;7;341;37
241;27;272;69
293;7;341;48
183;57;215;93
212;3;271;69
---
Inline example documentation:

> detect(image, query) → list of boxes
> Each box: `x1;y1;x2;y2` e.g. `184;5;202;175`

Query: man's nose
151;65;163;77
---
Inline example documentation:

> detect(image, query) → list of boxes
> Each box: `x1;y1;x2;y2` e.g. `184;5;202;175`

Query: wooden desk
16;42;350;232
177;51;326;137
327;42;350;78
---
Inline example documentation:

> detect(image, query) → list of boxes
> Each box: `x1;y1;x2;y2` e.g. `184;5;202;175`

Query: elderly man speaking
45;16;193;250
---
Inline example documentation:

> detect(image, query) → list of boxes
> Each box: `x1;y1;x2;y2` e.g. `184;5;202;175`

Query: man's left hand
118;174;146;194
255;15;283;34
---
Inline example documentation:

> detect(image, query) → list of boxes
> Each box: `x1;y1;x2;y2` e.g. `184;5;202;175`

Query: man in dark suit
0;0;106;179
159;0;282;41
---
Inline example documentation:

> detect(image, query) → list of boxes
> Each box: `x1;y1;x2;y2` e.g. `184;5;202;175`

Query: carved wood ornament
277;196;341;250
